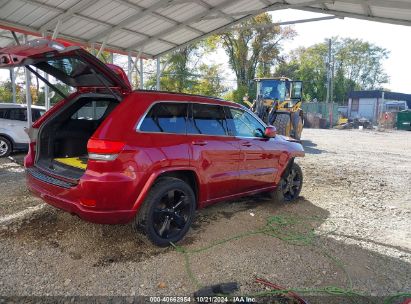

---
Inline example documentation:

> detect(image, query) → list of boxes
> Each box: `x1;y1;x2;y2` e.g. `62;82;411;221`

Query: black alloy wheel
280;162;303;201
133;177;196;247
153;189;191;239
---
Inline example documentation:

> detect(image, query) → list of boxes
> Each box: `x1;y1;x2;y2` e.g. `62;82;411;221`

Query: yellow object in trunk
54;157;87;170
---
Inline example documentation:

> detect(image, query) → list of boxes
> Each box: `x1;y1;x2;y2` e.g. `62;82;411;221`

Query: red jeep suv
0;40;304;246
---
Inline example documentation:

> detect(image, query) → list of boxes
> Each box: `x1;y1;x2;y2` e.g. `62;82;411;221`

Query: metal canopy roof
0;0;411;58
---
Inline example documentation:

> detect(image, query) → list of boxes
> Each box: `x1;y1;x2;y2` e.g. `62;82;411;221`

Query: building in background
347;90;411;123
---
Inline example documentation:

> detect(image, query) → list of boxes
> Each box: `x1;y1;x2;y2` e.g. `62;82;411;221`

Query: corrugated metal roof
0;0;411;58
349;90;411;102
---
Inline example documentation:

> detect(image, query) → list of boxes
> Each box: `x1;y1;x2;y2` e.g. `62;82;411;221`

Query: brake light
26;127;38;143
87;138;125;161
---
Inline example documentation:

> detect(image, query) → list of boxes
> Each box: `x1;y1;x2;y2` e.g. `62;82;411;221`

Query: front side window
190;104;228;136
228;108;265;138
140;102;188;134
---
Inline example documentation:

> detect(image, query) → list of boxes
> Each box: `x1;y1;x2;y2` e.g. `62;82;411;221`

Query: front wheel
0;136;12;158
271;162;303;202
133;177;196;247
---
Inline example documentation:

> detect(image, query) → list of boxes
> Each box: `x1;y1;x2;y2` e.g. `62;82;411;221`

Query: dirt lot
0;129;410;302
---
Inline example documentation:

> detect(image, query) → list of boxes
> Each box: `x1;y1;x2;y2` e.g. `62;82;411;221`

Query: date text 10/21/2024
149;296;257;303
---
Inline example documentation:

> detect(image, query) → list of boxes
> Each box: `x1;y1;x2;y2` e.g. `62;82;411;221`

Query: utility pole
326;39;332;103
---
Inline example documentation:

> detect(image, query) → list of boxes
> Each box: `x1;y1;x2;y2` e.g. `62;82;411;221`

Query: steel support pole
23;35;33;128
25;70;32;127
156;57;161;91
11;68;16;104
127;51;132;87
139;58;144;89
91;43;96;56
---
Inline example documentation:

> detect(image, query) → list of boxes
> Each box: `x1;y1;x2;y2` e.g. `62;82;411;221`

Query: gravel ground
0;129;410;302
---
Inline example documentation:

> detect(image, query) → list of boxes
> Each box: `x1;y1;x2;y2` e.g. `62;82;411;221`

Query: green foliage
275;37;389;103
215;13;296;98
0;81;14;102
0;81;25;103
191;64;226;97
37;83;72;106
146;43;227;98
232;85;249;105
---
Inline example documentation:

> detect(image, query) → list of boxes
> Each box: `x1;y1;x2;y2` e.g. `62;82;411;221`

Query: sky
269;9;411;94
1;8;411;94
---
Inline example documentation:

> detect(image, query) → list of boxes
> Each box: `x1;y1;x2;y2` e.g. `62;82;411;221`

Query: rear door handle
242;142;252;147
192;140;208;146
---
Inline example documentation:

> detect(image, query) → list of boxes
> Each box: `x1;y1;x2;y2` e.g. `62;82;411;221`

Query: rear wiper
25;65;67;100
90;68;121;102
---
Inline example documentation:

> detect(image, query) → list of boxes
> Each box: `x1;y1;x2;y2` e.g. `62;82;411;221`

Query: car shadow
0;195;326;267
301;139;327;155
1;196;410;299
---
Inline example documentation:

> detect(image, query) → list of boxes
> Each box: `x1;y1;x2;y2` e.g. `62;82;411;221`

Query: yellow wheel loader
248;77;304;140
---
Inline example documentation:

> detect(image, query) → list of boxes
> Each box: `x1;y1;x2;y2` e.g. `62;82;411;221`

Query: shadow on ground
301;139;327;155
1;195;410;301
0;194;319;267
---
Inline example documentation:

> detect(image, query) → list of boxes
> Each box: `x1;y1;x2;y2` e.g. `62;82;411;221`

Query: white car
0;103;45;157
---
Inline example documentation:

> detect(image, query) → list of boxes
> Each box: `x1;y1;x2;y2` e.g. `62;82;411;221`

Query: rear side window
140;103;188;134
0;107;44;122
190;104;228;136
0;109;7;119
8;108;26;121
71;100;112;120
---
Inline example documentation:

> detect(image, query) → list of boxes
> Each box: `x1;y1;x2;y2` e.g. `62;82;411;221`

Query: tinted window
191;104;228;136
71;100;112;120
32;109;45;122
140;103;187;134
34;55;117;88
8;108;27;121
228;108;265;138
0;107;44;122
0;109;7;119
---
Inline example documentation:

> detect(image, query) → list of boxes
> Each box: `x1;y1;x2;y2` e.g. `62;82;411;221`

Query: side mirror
264;125;277;138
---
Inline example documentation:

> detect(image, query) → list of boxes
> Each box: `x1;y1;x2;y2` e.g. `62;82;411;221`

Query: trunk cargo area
35;93;119;180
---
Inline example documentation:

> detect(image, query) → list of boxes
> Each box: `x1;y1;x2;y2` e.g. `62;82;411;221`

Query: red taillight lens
87;138;125;154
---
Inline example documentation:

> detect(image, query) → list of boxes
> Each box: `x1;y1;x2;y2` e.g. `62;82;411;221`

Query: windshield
259;80;289;101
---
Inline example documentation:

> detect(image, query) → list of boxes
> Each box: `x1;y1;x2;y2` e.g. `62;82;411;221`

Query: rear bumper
26;169;137;224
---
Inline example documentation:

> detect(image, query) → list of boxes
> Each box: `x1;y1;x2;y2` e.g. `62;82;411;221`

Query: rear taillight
24;141;36;167
87;138;125;161
24;127;38;167
26;127;38;143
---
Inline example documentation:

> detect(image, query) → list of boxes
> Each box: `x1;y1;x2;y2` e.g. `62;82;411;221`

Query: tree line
0;13;389;105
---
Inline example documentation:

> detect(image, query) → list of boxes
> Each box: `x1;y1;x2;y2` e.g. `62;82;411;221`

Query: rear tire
270;162;303;203
0;136;12;158
133;177;196;247
272;113;291;137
